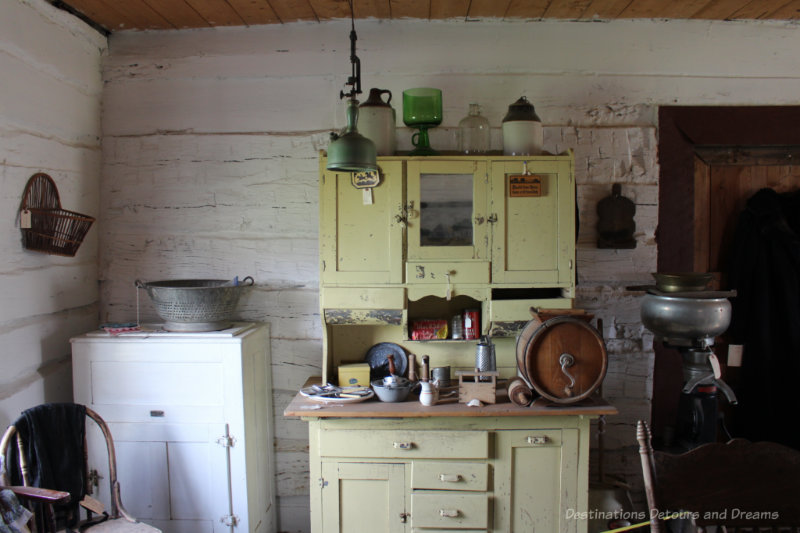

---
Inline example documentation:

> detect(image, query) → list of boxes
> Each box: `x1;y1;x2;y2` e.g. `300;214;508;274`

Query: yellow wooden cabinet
318;153;576;383
296;152;609;533
304;415;594;533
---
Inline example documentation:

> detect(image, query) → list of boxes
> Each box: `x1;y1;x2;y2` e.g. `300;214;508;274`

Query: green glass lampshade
327;98;377;173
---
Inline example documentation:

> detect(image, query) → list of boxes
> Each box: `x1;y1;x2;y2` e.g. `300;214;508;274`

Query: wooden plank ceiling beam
52;0;800;33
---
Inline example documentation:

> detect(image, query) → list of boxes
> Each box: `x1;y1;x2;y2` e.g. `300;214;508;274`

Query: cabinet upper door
490;158;575;288
320;161;405;285
406;160;489;262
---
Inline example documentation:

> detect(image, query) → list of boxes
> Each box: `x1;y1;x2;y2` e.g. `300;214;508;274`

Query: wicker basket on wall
19;172;95;257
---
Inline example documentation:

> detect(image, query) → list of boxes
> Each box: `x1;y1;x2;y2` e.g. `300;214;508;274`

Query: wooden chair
637;420;800;533
1;404;160;533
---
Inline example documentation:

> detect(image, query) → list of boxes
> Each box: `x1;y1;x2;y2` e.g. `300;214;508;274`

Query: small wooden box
338;363;371;387
456;370;499;404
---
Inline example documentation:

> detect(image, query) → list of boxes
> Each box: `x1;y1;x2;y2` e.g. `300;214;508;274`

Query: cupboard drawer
319;430;488;459
411;462;488;491
406;262;489;285
86;361;224;423
411;491;489;529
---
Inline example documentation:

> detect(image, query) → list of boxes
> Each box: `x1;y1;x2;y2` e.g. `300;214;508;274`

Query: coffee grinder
641;286;737;450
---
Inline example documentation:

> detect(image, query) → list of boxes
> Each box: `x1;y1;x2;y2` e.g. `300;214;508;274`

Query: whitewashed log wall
0;0;104;428
97;17;800;533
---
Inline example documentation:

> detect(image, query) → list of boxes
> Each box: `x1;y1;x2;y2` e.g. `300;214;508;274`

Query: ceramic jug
419;380;439;406
502;96;543;155
358;88;396;156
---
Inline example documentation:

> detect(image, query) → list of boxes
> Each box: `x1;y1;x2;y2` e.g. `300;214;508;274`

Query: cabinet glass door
407;160;488;261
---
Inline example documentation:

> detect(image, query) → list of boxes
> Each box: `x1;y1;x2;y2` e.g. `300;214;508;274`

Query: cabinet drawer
406;262;489;285
87;361;224;423
411;462;488;491
319;430;488;459
411;491;489;529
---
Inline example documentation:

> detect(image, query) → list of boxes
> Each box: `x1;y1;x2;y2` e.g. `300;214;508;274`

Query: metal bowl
652;272;713;293
371;379;413;402
135;276;254;332
641;293;731;344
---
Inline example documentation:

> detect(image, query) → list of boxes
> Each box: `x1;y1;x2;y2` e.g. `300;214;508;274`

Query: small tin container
431;366;451;387
464;309;480;340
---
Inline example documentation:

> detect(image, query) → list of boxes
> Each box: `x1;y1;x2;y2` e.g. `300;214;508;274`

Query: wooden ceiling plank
63;0;170;30
390;0;430;19
307;0;351;20
227;0;281;24
543;0;595;19
505;0;551;19
141;0;212;28
655;0;711;18
430;0;470;19
765;0;800;18
269;0;320;22
355;0;392;19
579;0;631;18
619;0;676;18
691;0;753;19
730;0;794;18
467;0;511;18
183;0;247;25
59;0;124;30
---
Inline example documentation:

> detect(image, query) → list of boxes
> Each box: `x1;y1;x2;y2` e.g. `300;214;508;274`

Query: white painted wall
0;0;105;428
99;17;800;532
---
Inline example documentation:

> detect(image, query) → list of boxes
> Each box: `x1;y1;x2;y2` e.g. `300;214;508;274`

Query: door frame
654;106;800;443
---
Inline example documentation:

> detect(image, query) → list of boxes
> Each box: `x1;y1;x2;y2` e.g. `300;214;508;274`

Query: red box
411;319;449;340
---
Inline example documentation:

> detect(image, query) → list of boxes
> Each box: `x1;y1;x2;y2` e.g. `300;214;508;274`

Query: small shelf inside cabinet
406;294;484;341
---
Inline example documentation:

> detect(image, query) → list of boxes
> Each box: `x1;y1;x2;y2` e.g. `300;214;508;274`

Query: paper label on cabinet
20;209;32;228
362;187;374;205
509;174;543;197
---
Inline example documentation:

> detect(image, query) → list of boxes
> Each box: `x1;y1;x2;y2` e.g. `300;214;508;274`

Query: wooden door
492;428;579;533
320;462;407;533
694;155;800;277
490;157;575;288
320;160;405;285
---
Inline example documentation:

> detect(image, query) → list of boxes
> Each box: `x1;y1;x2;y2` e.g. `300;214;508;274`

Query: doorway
654;107;800;446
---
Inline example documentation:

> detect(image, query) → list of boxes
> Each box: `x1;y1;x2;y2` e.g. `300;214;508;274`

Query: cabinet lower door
493;429;579;533
321;462;407;533
86;423;231;533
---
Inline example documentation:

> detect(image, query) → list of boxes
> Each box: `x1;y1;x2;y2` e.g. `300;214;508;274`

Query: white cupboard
71;323;275;533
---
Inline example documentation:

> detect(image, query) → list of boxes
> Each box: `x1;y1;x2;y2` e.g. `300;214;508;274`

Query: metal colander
135;276;254;332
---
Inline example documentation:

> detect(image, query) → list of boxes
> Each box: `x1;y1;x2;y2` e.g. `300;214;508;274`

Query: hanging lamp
326;0;377;173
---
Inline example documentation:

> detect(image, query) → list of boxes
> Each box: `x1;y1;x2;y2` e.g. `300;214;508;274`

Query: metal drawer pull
150;410;165;417
393;441;413;450
439;474;462;482
439;509;460;518
527;435;549;445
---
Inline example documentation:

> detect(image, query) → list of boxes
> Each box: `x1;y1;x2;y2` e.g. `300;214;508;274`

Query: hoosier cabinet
286;152;616;533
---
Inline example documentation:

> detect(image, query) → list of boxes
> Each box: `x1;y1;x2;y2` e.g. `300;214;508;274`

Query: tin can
463;309;480;340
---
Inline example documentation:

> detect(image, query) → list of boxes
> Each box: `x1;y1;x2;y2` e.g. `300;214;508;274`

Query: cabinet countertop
284;378;617;419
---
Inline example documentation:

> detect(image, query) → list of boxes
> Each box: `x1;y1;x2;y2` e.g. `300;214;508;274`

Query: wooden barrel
516;315;607;404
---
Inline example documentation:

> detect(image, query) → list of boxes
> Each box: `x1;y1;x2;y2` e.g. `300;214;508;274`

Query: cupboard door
493;429;580;533
406;160;489;262
320;161;405;285
490;159;575;288
321;462;407;533
86;423;230;533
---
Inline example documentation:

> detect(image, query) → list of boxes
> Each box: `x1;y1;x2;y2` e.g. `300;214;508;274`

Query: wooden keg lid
518;315;607;404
